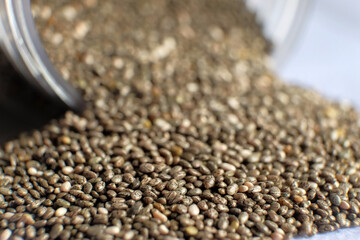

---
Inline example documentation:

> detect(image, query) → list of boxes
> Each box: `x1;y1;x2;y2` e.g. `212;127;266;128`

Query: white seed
84;54;95;65
158;225;169;235
73;21;91;40
55;207;67;217
105;226;120;235
151;37;176;61
186;83;199;93
154;118;171;131
189;204;200;216
40;6;52;20
51;33;63;46
113;57;124;69
98;207;108;215
209;26;224;41
28;167;37;176
221;163;236;171
62;167;74;175
0;229;12;240
62;6;77;21
212;141;228;152
252;185;262;193
123;230;135;240
227;97;239;109
60;182;71;192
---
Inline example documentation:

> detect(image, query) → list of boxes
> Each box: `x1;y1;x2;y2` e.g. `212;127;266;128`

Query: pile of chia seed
1;1;360;239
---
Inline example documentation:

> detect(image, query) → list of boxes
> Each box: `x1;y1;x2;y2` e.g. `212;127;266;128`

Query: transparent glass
245;0;312;68
0;0;84;111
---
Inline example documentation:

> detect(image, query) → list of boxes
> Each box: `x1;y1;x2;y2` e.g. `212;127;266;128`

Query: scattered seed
1;1;360;239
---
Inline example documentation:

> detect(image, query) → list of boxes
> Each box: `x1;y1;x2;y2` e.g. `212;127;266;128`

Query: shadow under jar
0;0;85;143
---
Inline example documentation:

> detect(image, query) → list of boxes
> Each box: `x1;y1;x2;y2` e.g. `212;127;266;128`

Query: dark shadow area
0;51;68;144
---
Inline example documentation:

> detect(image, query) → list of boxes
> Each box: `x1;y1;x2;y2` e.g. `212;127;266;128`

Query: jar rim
0;0;85;111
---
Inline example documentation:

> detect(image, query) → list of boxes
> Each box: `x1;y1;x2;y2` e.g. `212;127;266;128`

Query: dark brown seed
139;163;155;173
330;194;341;206
204;176;215;189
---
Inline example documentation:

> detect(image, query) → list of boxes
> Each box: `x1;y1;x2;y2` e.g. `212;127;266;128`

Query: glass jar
245;0;312;68
0;0;84;111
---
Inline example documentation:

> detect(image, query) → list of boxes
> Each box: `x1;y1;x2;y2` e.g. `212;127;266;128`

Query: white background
279;0;360;108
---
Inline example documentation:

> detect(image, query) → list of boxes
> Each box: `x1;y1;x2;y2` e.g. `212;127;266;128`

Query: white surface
279;0;360;108
295;227;360;240
279;0;360;239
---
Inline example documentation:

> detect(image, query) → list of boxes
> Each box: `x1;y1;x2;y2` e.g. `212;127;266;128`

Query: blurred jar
0;0;311;141
245;0;312;68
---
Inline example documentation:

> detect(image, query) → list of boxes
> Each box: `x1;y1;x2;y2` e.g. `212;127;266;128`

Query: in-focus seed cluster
1;0;360;240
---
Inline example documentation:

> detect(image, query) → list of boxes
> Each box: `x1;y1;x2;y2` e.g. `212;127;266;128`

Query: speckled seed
238;185;249;192
177;204;188;214
0;187;12;195
270;187;281;198
340;201;351;210
55;199;70;208
95;181;105;192
251;185;262;193
227;183;239;195
337;213;347;227
238;226;252;236
330;194;341;206
256;222;271;235
218;218;229;229
206;208;219;219
249;212;261;222
139;163;155;173
204;176;215;189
